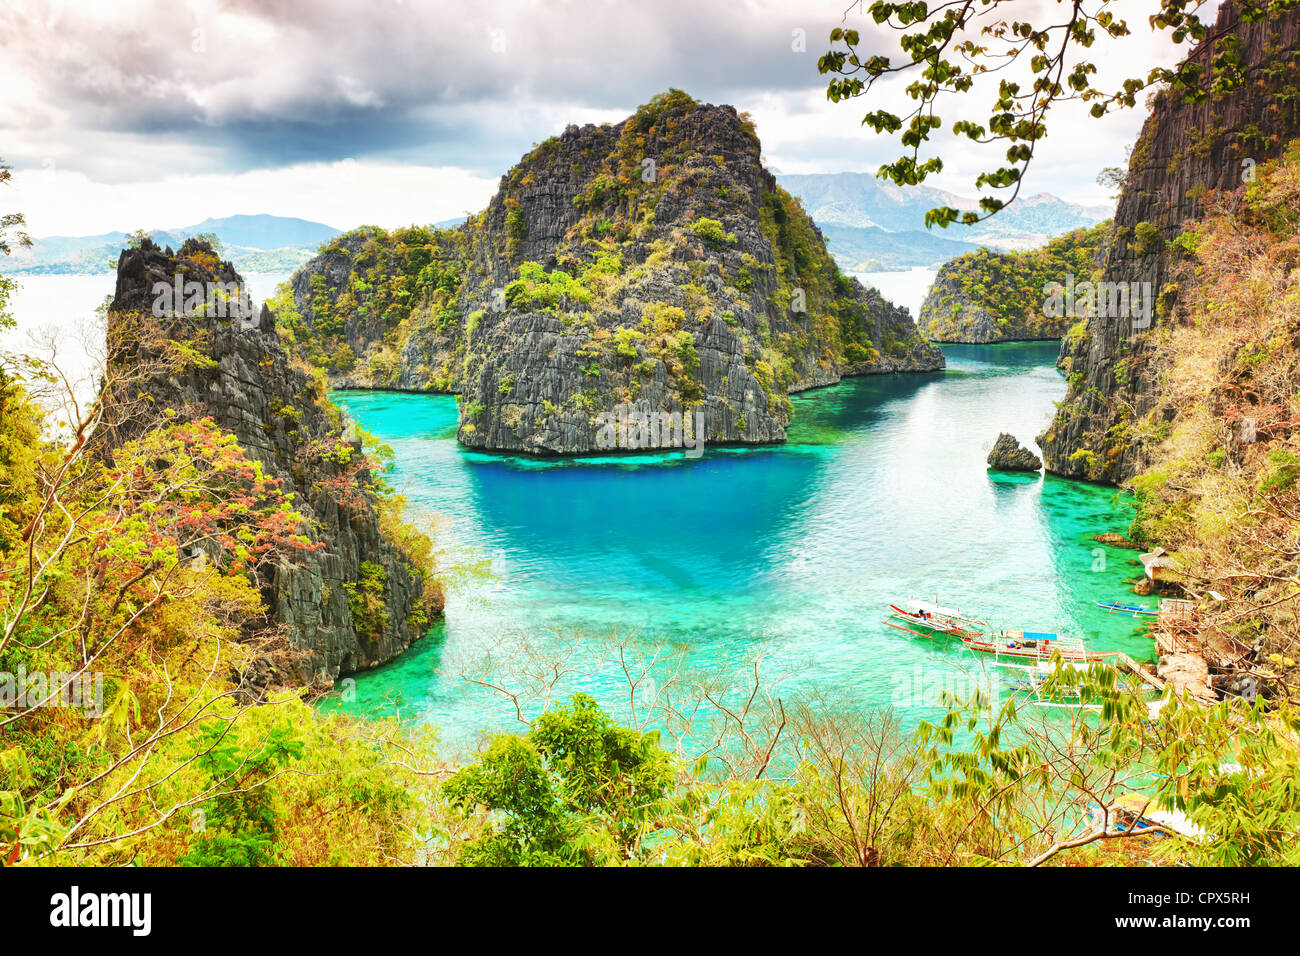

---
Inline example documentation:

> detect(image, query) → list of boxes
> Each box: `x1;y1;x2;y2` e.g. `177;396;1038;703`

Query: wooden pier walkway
1112;652;1165;692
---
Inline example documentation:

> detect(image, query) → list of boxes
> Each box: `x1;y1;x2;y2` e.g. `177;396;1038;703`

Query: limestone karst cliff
284;91;944;455
1039;1;1300;483
100;238;442;684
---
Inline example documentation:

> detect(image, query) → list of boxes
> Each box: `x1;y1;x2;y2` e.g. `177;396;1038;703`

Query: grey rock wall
1039;3;1300;483
101;238;441;684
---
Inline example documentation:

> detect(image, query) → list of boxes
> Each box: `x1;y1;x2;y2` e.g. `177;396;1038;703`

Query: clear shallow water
326;342;1155;754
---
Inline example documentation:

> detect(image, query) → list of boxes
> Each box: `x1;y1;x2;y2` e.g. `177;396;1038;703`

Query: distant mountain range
9;214;344;275
9;183;1109;278
778;173;1112;271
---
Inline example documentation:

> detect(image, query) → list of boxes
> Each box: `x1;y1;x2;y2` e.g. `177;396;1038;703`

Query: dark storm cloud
1;0;878;179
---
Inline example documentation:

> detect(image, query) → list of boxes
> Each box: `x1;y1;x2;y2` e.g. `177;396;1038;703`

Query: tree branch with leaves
819;0;1298;228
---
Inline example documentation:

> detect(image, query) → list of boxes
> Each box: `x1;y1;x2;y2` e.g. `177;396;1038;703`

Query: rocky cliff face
101;238;441;684
920;266;1017;344
919;223;1109;344
1039;2;1300;483
290;91;943;455
454;93;942;454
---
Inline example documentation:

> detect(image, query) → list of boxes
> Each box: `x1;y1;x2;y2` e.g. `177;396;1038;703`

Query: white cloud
0;0;1207;233
4;160;498;236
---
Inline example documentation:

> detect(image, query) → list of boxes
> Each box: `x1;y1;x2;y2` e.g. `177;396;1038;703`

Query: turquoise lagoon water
325;342;1154;754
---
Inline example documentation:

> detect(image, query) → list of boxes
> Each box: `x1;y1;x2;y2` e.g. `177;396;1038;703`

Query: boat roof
996;632;1086;654
1001;630;1064;642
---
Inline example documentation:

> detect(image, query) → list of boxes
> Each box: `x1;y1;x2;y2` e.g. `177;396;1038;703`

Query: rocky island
278;90;944;455
986;433;1042;472
918;223;1109;344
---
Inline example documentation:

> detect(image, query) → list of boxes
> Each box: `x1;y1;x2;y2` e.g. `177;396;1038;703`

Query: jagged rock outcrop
285;230;372;381
921;266;1018;344
290;91;943;455
101;238;442;683
455;95;941;454
987;433;1042;472
1039;2;1300;482
919;223;1109;343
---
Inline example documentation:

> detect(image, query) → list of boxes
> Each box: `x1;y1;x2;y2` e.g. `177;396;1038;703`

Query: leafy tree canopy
820;0;1300;228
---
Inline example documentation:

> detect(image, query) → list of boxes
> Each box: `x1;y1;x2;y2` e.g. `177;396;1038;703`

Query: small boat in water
1003;658;1105;710
1095;600;1158;617
1082;799;1163;836
1093;793;1210;840
961;630;1115;664
883;598;986;639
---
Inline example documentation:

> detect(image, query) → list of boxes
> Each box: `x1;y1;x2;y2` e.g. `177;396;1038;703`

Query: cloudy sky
0;0;1202;238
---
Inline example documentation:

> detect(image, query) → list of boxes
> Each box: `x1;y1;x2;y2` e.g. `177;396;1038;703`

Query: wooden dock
1152;598;1204;656
1115;652;1166;692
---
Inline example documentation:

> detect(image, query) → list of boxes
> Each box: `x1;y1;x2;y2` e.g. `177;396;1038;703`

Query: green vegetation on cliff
920;222;1110;343
284;91;940;454
276;224;467;387
1034;3;1300;482
1128;146;1300;685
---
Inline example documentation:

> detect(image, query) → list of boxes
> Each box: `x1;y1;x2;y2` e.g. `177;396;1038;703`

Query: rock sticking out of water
987;432;1042;472
1092;532;1140;549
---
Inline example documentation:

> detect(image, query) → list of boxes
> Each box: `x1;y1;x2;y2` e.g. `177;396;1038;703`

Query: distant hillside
779;172;1111;270
179;214;340;249
819;223;984;272
918;222;1111;343
9;214;344;275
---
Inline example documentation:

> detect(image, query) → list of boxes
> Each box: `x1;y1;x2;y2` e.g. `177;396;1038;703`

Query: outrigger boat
883;598;986;639
1095;600;1158;617
1002;657;1107;710
960;630;1116;664
1085;793;1210;840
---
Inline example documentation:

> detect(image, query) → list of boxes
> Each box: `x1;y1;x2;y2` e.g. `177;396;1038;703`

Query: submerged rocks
987;433;1042;472
1091;532;1140;549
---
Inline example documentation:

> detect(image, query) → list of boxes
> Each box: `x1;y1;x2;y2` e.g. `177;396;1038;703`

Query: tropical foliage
922;222;1110;341
819;1;1300;228
1128;145;1300;688
273;225;468;387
